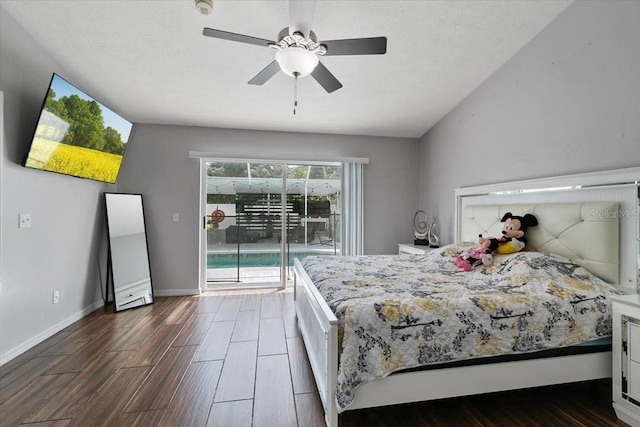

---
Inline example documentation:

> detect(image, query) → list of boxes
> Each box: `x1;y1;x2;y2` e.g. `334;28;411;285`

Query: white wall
418;0;640;245
0;7;418;361
116;124;419;294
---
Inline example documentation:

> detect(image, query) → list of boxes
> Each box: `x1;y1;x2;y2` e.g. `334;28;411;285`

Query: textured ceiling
1;0;572;138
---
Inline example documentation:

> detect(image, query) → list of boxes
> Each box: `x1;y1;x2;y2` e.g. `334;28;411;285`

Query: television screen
23;73;133;184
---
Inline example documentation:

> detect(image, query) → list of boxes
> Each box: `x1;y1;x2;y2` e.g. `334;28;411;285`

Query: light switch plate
19;213;32;228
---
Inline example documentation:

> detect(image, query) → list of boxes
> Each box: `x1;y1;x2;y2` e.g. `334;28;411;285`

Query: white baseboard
0;299;105;366
153;289;201;297
0;290;200;366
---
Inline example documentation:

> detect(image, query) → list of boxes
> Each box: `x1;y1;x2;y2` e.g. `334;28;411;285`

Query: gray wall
418;0;640;245
116;124;418;294
0;9;111;362
0;7;417;360
3;0;637;364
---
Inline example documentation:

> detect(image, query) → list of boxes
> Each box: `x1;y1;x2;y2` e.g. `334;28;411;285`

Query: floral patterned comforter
300;243;622;412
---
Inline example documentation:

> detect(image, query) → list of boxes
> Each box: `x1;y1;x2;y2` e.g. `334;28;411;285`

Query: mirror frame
104;192;154;311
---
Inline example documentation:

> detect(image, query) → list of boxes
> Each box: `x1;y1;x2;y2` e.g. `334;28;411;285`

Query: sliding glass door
202;160;341;290
285;163;341;263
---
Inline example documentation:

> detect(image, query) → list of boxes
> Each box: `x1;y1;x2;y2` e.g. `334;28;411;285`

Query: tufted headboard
461;202;620;284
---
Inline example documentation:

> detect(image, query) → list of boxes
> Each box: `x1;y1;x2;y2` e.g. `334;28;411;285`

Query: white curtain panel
341;162;364;256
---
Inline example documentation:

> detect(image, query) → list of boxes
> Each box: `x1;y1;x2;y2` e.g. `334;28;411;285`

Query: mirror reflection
105;193;154;311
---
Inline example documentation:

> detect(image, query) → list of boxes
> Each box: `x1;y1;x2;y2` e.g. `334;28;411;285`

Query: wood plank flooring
0;289;629;426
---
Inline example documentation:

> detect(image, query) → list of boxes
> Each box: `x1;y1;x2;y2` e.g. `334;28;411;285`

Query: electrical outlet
53;291;59;304
172;213;180;222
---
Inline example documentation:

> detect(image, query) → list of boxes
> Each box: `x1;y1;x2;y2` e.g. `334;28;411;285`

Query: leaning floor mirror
104;192;154;311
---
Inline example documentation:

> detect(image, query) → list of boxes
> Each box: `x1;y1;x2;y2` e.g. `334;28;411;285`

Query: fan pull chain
293;73;298;115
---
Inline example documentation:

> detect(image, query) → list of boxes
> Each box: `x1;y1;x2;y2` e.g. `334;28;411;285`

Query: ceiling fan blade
311;62;342;93
203;28;274;48
321;37;387;56
289;0;316;38
248;60;281;85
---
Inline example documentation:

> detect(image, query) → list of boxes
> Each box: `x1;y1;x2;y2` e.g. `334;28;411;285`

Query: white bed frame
293;167;639;427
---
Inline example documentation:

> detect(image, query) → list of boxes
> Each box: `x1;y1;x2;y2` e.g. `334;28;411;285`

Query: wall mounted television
23;73;133;184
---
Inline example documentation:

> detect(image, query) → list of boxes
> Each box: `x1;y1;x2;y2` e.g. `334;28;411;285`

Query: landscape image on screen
24;74;133;184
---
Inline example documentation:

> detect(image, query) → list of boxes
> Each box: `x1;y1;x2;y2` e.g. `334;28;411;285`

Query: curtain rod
188;151;369;165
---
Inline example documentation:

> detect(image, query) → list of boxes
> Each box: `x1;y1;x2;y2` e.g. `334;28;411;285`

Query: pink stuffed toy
454;236;498;271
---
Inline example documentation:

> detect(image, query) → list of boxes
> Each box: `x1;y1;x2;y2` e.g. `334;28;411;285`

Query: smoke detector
195;0;213;15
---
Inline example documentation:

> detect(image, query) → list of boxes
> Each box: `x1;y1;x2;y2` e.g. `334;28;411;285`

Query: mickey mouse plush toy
454;212;538;271
493;212;539;253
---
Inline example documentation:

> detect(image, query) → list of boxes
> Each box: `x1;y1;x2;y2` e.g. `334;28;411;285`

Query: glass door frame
199;159;287;291
198;157;344;292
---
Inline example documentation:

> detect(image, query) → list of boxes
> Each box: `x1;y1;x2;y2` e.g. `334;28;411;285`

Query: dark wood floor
0;289;630;427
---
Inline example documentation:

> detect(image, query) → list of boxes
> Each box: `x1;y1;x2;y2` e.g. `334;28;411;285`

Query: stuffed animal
495;212;538;254
454;212;538;271
454;236;498;271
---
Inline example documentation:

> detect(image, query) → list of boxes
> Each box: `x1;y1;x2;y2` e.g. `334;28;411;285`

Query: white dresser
612;294;640;427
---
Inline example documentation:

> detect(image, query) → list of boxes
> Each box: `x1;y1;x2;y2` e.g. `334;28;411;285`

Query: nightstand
398;243;435;255
612;294;640;427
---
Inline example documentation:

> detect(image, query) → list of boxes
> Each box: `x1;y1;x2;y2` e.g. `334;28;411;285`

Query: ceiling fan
202;0;387;94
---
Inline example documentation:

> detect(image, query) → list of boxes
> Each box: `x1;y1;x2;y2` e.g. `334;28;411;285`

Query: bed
293;168;639;427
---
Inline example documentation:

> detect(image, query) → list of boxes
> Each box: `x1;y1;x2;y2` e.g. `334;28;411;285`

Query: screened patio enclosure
204;163;341;288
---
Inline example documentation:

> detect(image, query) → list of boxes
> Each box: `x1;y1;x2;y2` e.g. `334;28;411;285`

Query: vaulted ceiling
1;0;572;138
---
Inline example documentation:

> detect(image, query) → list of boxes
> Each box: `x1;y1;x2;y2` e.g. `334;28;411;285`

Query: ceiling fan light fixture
275;47;319;78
